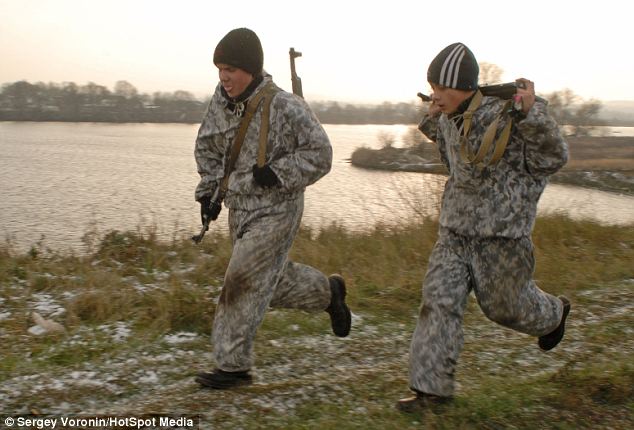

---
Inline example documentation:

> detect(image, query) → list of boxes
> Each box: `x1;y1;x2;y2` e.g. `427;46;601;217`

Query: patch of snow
138;370;159;384
30;293;66;317
28;325;47;335
98;321;132;342
112;322;131;342
164;332;198;345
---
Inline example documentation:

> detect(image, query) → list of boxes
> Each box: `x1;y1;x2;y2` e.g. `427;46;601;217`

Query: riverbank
351;136;634;195
1;217;632;428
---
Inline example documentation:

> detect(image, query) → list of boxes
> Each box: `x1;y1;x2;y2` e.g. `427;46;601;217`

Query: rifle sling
487;100;513;165
461;90;482;139
459;92;514;167
218;82;279;200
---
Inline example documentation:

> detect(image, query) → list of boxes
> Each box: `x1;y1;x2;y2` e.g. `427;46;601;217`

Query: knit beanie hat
213;28;263;76
427;43;479;90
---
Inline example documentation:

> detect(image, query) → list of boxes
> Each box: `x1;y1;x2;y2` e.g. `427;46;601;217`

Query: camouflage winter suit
410;95;569;396
194;75;332;372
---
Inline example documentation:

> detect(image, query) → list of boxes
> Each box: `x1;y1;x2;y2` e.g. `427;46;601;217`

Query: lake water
1;122;633;253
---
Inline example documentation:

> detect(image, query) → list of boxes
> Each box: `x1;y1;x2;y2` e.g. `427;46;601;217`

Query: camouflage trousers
212;195;331;372
408;228;564;397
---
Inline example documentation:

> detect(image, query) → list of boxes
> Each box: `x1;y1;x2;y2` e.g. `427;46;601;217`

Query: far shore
350;136;634;196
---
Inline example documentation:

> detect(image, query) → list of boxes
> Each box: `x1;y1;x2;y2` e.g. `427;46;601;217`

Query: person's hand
514;78;536;115
252;164;280;187
199;195;221;227
428;93;442;118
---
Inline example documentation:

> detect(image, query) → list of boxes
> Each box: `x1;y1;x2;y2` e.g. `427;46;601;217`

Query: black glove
252;164;280;188
199;195;222;226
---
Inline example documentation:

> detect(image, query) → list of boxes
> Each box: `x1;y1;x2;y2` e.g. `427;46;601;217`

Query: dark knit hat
427;43;479;90
213;28;263;76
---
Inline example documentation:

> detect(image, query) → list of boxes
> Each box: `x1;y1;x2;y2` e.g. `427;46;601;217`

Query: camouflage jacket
195;75;332;210
419;96;568;238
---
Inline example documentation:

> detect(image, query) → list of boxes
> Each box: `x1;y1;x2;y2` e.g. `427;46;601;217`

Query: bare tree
478;62;504;85
569;99;603;136
545;89;603;136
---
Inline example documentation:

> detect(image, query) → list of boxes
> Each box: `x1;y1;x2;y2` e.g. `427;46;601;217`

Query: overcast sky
1;0;631;103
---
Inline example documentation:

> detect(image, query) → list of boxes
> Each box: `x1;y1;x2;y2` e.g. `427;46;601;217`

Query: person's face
216;63;254;98
429;83;474;115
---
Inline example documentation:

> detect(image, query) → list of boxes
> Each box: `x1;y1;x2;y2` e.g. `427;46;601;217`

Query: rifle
191;218;209;244
480;81;547;106
417;82;523;103
191;188;221;244
289;47;303;98
417;92;432;102
417;80;545;110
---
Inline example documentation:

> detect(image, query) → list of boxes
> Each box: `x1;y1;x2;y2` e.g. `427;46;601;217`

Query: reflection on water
539;184;634;225
1;122;632;252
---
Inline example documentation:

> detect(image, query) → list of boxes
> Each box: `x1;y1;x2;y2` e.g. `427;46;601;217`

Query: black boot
396;391;452;413
326;274;351;337
539;296;571;351
196;369;253;389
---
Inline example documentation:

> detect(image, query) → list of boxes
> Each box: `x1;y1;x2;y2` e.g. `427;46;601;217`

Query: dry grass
1;216;633;428
2;215;632;332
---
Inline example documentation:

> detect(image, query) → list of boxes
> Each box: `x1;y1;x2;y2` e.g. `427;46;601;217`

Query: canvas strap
256;85;278;167
459;92;514;167
217;82;279;200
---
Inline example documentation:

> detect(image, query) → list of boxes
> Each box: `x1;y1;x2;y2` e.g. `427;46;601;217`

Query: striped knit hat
427;43;479;90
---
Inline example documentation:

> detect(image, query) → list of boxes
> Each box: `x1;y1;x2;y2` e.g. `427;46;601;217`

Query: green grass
0;216;633;428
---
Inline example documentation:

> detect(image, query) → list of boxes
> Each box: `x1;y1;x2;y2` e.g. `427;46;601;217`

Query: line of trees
0;80;205;123
0;77;607;133
310;101;420;124
0;80;424;125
